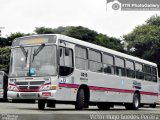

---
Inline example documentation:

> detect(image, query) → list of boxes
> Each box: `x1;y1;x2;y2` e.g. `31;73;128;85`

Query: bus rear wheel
38;100;46;110
75;89;85;110
97;102;110;110
125;93;140;110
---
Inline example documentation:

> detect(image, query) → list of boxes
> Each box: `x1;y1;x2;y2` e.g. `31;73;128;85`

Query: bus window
103;54;114;74
89;49;102;72
115;57;125;76
144;65;152;81
59;47;74;76
126;60;135;78
75;46;88;70
135;63;144;80
151;67;157;82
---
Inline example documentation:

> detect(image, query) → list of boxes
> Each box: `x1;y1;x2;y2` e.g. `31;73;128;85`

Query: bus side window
59;47;74;76
135;63;144;80
144;65;152;81
126;60;135;78
103;54;114;74
75;46;88;70
115;57;125;76
151;67;157;82
89;49;103;73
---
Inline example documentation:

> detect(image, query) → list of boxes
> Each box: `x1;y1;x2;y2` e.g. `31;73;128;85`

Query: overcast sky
0;0;160;38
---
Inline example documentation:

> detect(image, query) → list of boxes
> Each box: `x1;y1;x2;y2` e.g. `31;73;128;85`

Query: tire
75;89;85;110
38;100;46;110
125;93;140;110
97;102;110;110
150;104;156;108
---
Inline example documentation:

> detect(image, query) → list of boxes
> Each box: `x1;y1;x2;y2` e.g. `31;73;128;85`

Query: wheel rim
134;95;139;108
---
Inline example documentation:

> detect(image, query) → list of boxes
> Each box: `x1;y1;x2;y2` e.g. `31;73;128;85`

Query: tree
0;37;9;47
7;32;30;45
34;27;55;34
0;47;10;72
63;26;98;43
123;15;160;75
94;34;125;52
34;26;124;52
146;14;160;26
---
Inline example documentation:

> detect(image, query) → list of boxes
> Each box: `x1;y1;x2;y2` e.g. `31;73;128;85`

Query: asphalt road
0;102;160;120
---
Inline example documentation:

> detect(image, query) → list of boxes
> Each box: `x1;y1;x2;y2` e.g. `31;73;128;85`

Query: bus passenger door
57;40;76;101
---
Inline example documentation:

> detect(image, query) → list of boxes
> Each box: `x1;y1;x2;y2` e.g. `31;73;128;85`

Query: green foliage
95;34;125;52
0;47;10;73
34;26;66;34
63;26;98;43
34;27;55;34
35;26;124;52
7;32;31;45
0;37;9;47
123;15;160;75
146;14;160;26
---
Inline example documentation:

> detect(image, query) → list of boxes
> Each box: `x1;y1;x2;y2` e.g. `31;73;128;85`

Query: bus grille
15;81;45;92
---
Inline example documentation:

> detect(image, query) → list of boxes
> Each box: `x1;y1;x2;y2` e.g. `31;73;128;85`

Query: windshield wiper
32;43;45;62
20;45;28;62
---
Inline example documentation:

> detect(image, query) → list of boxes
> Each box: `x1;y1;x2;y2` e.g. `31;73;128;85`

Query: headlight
8;84;19;92
39;83;51;91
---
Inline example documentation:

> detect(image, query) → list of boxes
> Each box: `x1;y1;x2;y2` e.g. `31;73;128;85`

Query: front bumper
7;90;56;100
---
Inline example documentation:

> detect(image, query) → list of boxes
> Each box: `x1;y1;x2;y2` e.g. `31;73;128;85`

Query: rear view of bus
7;35;58;109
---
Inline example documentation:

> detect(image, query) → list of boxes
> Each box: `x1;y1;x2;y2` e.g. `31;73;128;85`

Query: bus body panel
7;76;58;100
8;34;159;108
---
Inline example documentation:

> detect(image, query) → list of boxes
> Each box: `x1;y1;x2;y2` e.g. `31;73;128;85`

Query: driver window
59;47;74;76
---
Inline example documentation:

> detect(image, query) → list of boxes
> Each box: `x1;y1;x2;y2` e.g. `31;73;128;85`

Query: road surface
0;102;160;120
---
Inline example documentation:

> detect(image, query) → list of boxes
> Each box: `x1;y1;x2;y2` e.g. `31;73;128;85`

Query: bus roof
57;34;157;67
12;34;157;67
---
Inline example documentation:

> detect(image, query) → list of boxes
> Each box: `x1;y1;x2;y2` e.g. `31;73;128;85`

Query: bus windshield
9;45;57;77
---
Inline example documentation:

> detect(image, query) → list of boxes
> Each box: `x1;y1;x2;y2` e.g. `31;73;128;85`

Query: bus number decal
80;72;88;82
60;79;68;83
81;72;87;77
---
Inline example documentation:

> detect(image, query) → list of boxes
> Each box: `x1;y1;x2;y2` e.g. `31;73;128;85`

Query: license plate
20;93;37;98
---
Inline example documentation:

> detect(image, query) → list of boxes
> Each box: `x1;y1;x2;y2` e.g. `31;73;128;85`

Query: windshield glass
9;45;57;77
9;47;31;77
30;45;57;76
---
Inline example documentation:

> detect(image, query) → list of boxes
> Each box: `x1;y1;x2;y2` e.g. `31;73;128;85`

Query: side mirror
65;48;69;56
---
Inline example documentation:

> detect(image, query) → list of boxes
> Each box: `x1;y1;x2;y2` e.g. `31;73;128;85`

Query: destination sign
12;35;57;46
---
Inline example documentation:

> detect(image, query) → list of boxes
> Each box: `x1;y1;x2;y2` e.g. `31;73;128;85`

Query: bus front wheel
75;89;85;110
38;100;46;110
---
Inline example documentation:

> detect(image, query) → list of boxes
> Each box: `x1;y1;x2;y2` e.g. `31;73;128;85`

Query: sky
0;0;160;38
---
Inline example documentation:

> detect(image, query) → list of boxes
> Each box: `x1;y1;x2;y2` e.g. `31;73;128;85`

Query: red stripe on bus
89;86;134;93
59;83;80;88
59;83;158;96
140;91;158;96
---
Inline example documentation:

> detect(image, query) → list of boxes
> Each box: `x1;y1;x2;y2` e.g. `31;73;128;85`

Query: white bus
7;34;159;110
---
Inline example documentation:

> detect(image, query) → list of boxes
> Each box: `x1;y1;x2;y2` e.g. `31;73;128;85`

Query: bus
7;34;159;110
0;71;8;101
